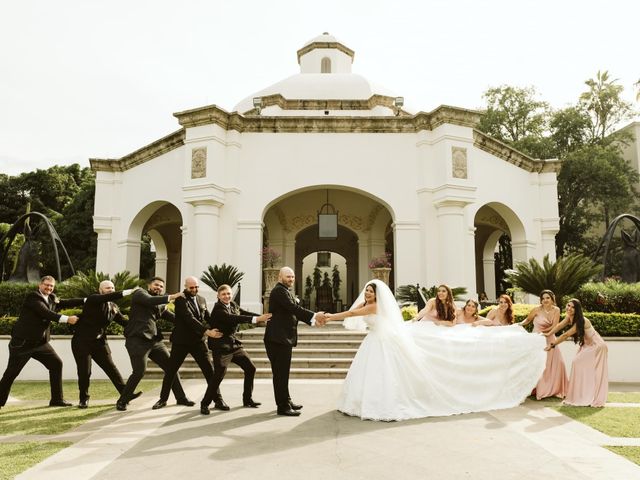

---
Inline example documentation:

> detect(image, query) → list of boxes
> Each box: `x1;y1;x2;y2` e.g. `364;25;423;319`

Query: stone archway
127;202;183;291
474;203;525;300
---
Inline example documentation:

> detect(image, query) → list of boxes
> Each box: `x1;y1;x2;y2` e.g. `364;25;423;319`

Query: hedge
573;281;640;314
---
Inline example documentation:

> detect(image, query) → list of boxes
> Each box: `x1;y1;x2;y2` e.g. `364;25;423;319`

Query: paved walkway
11;380;640;480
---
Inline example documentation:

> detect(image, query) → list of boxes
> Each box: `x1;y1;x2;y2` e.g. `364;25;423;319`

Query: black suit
0;290;84;406
118;289;187;404
72;291;128;403
209;300;258;403
263;282;314;410
159;292;217;405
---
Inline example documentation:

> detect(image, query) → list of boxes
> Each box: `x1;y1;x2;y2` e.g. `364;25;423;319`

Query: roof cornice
472;130;561;173
296;42;355;63
90;129;185;172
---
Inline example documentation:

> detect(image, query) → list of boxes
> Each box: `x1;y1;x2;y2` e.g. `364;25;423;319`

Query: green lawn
9;379;161;401
0;405;114;435
605;446;640;467
607;392;640;403
555;406;640;438
0;442;72;480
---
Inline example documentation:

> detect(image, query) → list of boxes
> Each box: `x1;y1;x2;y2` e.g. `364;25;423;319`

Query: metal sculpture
593;213;640;282
0;212;75;282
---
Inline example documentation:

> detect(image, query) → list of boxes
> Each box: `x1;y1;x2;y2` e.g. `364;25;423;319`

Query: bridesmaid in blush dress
545;299;608;407
472;294;513;327
520;289;568;399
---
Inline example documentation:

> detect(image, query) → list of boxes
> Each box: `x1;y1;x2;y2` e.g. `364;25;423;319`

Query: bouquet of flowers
368;252;392;269
261;247;282;268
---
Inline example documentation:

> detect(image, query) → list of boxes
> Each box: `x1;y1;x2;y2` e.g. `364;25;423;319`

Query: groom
264;267;326;416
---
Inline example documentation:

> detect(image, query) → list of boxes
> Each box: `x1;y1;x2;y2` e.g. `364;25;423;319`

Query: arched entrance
262;186;394;308
474;203;525;301
126;202;183;291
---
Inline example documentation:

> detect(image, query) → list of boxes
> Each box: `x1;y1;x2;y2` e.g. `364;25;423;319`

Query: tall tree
579;70;635;143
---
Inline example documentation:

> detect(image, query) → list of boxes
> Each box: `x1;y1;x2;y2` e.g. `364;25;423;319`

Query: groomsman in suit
264;267;326;416
72;281;141;409
209;284;271;411
0;275;82;408
116;277;194;411
152;276;223;414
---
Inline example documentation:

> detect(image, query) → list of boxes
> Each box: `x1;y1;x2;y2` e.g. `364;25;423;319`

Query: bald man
72;281;140;409
152;276;222;413
264;267;326;416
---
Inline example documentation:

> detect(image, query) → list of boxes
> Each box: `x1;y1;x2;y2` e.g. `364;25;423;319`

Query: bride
325;280;546;421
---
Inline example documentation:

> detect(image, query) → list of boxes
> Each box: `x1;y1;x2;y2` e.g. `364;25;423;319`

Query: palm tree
201;263;245;291
63;270;143;311
505;253;601;303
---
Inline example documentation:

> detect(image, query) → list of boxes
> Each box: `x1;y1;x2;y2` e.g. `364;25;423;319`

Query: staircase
146;323;366;379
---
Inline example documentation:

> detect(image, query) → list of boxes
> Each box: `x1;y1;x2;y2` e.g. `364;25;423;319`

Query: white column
541;218;559;261
483;257;496;301
94;228;111;273
393;221;421;288
118;238;141;277
237;220;264;313
434;200;469;287
189;200;222;283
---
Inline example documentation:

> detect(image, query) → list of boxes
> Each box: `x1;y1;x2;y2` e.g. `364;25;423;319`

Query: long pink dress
564;327;608;407
533;314;568;399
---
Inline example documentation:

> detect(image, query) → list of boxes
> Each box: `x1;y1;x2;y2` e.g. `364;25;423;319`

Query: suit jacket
171;291;209;346
73;291;127;340
12;290;84;345
264;282;314;347
209;300;258;353
124;289;174;341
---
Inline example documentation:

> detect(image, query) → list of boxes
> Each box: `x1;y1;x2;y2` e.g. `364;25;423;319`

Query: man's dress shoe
78;399;89;409
49;400;72;407
200;404;210;415
130;391;143;401
289;402;303;410
177;398;195;407
152;400;167;410
243;399;261;408
277;408;301;417
214;400;230;411
115;401;127;411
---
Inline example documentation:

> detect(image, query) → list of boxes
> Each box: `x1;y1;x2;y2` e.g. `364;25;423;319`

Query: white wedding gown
337;281;546;421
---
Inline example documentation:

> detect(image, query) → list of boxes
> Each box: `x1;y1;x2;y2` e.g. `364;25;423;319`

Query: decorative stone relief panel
452;147;468;179
191;147;207;179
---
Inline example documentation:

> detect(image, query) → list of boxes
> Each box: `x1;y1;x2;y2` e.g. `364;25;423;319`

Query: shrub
0;283;38;316
201;264;244;291
505;253;601;302
61;270;144;312
573;280;640;314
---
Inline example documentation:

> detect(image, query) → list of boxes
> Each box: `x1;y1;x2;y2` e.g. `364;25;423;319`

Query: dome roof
233;33;403;115
233;74;397;113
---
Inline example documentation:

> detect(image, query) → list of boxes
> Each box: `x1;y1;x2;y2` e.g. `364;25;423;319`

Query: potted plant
332;265;342;311
369;252;392;284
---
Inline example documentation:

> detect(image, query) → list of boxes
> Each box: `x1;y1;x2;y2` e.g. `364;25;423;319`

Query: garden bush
573;281;640;314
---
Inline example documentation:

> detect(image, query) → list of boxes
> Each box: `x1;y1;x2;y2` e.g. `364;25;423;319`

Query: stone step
150;357;353;369
145;367;350;379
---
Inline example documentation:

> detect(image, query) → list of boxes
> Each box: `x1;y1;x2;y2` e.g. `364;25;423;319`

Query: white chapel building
90;33;560;311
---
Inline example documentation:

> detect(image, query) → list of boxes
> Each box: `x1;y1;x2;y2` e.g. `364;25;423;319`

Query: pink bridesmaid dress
533;314;568;399
564;327;608;407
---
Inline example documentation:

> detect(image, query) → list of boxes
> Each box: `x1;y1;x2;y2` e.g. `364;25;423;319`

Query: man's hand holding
169;292;184;301
205;328;223;339
67;315;79;325
256;313;272;325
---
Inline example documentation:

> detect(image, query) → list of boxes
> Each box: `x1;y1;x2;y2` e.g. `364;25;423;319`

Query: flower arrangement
368;252;392;269
261;247;281;268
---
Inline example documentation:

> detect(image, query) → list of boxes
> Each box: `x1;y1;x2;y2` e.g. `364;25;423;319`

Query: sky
1;0;638;176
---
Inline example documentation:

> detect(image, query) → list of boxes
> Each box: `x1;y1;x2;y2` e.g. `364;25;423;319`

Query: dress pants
212;347;256;403
0;340;64;406
71;336;126;402
119;336;187;403
264;341;292;409
159;342;217;405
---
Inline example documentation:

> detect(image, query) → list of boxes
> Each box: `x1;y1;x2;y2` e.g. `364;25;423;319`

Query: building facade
91;33;561;311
